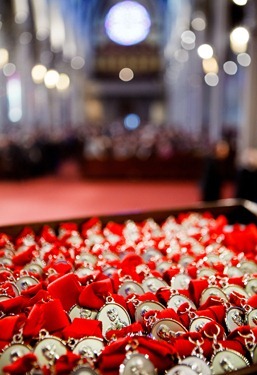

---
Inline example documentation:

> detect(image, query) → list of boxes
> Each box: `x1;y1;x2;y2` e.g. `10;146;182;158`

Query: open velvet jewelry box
0;198;257;375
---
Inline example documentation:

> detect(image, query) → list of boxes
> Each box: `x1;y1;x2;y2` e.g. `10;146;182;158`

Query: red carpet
0;174;234;226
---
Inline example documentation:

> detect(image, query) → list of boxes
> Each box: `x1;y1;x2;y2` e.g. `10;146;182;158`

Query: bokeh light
119;67;134;81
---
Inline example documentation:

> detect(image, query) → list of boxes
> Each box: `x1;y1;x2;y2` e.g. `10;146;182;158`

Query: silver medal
166;364;198;374
141;277;168;293
199;287;228;306
181;356;212;375
69;304;97;321
33;331;67;367
16;275;39;292
72;365;99;375
0;331;32;374
225;307;245;332
151;318;187;340
223;284;248;299
119;352;156;375
96;298;131;339
189;316;214;333
72;336;104;359
167;293;196;312
134;301;165;323
246;308;257;327
245;278;257;297
170;274;191;290
210;349;250;374
118;281;145;297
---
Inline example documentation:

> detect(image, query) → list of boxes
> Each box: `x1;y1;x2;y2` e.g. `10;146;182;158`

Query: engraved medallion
225;307;245;332
223;284;248;299
74;267;95;278
16;275;39;292
239;260;257;274
171;274;191;290
0;281;20;297
181;356;212;375
199;287;228;306
179;255;195;268
205;254;220;265
141;277;168;293
210;349;250;374
72;365;99;375
245;278;257;297
0;257;13;267
34;335;67;367
118;281;145;297
167;293;196;312
189;316;213;333
197;268;216;278
151;318;187;340
0;343;31;373
96;300;131;339
223;266;243;278
135;301;165;323
77;253;97;266
166;364;198;374
119;352;156;375
142;248;163;263
72;336;104;359
246;308;257;327
69;304;98;322
156;261;172;274
24;263;43;276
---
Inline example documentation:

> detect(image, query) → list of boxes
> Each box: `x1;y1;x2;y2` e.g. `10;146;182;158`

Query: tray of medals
0;198;257;374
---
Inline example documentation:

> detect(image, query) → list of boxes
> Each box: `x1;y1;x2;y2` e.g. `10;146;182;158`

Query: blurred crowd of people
0;121;211;180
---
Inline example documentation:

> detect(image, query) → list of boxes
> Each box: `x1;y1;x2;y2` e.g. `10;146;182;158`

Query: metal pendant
239;260;257;274
210;349;250;374
0;281;19;297
118;280;145;297
71;365;99;375
33;332;67;367
0;343;32;373
156;261;172;274
134;301;165;323
96;299;131;339
142;248;163;263
189;316;214;333
180;355;212;375
76;252;97;266
166;364;198;374
246;308;257;327
199;286;228;306
69;304;98;321
119;352;156;375
74;267;94;278
223;284;249;299
24;263;43;276
16;274;39;292
197;267;216;278
151;318;187;340
72;336;104;360
141;276;168;293
225;307;245;333
167;293;196;312
170;273;191;290
245;278;257;297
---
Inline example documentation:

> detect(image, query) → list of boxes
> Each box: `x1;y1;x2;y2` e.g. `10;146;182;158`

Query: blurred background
0;0;257;223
